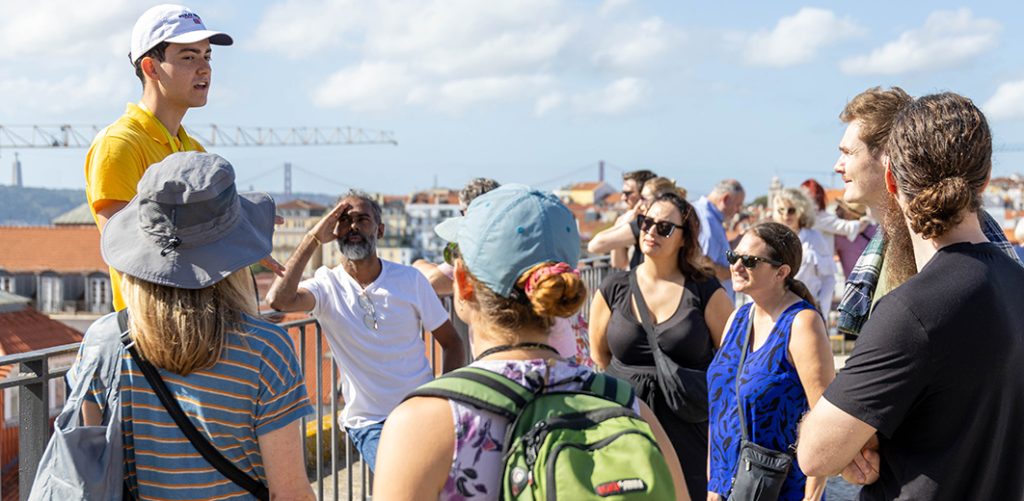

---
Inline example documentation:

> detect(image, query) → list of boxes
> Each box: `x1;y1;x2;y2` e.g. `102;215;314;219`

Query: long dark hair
647;192;713;281
747;221;818;311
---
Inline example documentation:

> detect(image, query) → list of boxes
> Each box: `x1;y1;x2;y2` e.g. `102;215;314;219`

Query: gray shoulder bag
728;312;794;501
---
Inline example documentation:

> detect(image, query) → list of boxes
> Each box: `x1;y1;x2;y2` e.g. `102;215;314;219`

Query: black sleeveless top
599;270;722;370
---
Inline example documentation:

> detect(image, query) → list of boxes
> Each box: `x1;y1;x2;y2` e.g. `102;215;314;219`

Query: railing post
18;359;48;501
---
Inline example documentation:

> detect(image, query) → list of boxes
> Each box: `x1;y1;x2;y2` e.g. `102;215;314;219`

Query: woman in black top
590;192;734;500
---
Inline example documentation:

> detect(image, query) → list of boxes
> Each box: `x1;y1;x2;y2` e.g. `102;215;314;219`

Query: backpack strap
405;367;536;420
583;372;636;409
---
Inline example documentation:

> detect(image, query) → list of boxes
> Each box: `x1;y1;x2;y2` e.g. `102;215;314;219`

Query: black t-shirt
824;242;1024;501
599;270;722;369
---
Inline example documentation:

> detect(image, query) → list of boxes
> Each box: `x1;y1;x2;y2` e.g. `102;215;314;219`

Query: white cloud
0;0;136;60
743;8;863;67
0;64;131;116
592;17;678;71
534;93;564;116
571;78;648;115
260;0;679;116
433;75;552;112
312;62;416;111
249;0;363;58
599;0;632;17
984;80;1024;121
840;9;1000;75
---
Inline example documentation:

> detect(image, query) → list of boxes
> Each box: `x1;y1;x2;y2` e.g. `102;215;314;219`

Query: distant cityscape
1;165;1023;320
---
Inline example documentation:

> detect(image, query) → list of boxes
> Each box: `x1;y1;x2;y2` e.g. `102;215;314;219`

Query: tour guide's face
153;40;213;110
335;198;381;260
834;120;886;207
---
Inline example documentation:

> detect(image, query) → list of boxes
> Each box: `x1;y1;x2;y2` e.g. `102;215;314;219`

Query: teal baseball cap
435;184;580;298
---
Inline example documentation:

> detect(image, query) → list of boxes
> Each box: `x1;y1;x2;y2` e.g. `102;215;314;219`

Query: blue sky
4;0;1024;198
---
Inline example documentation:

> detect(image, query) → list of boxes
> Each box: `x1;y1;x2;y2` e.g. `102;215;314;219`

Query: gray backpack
28;313;128;500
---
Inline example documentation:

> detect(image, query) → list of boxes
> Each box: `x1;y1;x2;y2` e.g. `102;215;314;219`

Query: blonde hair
642;177;687;200
773;188;816;229
121;269;257;375
466;262;586;343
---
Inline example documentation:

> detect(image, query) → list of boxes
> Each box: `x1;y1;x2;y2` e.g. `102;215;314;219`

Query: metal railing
0;255;614;501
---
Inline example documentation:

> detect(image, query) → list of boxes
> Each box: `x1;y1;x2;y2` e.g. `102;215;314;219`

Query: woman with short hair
772;188;836;312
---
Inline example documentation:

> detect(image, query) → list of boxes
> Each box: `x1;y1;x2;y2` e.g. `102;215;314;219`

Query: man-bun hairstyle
886;92;991;240
748;222;819;312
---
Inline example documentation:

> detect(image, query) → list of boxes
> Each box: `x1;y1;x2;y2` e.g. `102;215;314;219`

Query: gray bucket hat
101;152;275;289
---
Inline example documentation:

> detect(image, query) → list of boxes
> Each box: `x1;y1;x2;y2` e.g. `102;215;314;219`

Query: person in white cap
84;4;236;311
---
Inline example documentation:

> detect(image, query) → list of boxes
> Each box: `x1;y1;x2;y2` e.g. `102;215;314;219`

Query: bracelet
309;233;323;246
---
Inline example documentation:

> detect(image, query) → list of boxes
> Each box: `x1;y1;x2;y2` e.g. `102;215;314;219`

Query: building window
89;276;109;310
39;275;63;313
0;275;12;293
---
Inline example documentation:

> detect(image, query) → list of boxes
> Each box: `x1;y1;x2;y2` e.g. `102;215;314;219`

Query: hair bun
518;263;586;318
906;176;972;239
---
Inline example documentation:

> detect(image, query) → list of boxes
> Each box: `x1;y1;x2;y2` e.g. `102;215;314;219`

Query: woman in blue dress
707;222;834;500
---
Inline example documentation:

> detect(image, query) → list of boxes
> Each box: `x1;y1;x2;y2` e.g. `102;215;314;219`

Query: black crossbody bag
117;310;270;501
727;313;793;501
629;271;709;423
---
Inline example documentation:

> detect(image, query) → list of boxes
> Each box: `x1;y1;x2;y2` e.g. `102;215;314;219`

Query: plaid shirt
837;210;1023;337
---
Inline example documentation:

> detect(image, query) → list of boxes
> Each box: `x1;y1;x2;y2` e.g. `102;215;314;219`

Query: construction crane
1;124;397;196
0;124;397;149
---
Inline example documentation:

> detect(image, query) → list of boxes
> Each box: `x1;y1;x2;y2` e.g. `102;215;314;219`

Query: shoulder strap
583;372;636;409
735;309;754;442
119;310;270;501
629;270;669;363
406;367;535;420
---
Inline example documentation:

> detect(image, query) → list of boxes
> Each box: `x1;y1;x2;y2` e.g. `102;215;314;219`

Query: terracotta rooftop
0;307;83;357
278;199;327;211
567;181;605;191
409;191;460;205
0;226;106;273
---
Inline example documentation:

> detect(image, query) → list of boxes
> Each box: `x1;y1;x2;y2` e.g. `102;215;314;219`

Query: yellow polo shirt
85;103;205;310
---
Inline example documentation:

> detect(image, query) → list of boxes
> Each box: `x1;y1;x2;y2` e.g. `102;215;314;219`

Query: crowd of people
31;3;1024;501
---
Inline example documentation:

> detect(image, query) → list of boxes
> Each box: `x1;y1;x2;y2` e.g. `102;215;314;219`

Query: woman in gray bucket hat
72;152;315;500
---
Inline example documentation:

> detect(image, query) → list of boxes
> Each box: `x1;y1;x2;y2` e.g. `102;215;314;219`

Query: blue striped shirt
78;313;311;500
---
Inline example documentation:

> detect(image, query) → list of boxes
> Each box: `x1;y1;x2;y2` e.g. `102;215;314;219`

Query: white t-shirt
301;260;449;429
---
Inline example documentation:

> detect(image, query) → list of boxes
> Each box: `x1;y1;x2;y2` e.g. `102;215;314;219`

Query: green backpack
407;366;676;500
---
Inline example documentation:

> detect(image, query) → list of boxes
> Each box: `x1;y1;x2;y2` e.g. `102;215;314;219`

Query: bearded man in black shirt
797;92;1024;500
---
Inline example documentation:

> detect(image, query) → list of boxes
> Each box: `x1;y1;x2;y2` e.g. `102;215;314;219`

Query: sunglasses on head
443;241;460;266
776;206;798;216
639;216;684;238
726;250;783;269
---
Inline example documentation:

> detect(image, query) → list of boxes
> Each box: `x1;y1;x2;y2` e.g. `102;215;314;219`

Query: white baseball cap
130;4;233;64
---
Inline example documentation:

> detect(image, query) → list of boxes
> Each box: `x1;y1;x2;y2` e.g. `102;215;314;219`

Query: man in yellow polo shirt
86;4;232;310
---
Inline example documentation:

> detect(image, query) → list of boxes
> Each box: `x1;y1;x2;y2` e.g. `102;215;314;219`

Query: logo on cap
179;12;202;24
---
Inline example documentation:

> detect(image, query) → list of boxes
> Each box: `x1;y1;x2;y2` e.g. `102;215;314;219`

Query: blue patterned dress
707;300;815;500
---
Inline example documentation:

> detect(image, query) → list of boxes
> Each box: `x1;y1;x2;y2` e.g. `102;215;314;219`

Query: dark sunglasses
639;216;684;238
776;206;798;216
726;250;783;269
443;242;460;266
